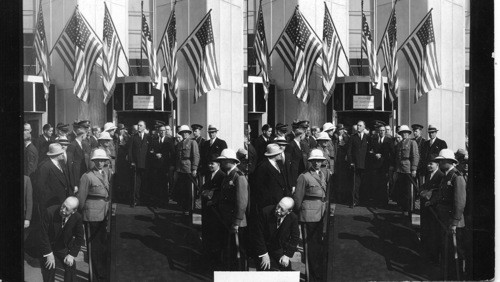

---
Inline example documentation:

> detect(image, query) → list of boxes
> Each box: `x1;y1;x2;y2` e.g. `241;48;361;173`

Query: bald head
279;197;294;210
60;196;79;218
275;197;294;218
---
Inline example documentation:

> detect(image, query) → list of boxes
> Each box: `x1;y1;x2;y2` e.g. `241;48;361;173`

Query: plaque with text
353;95;375;109
133;96;155;109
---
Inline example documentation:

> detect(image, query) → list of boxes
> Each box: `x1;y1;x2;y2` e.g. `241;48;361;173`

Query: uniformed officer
392;125;420;216
90;132;115;172
433;149;467;279
293;149;329;281
191;124;205;146
274;123;288;139
412;124;426;185
215;149;249;271
174;125;200;216
315;132;334;175
77;149;112;282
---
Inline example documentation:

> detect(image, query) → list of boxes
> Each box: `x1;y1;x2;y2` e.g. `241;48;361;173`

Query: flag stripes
322;5;342;105
142;13;165;97
361;13;384;96
380;7;399;102
34;1;50;98
102;5;123;104
159;7;179;102
253;1;270;99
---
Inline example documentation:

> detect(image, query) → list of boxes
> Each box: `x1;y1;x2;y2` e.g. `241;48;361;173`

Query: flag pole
360;0;364;75
397;8;433;52
47;5;78;58
269;6;297;55
325;3;353;76
177;9;212;51
156;0;176;52
104;2;134;76
140;0;144;76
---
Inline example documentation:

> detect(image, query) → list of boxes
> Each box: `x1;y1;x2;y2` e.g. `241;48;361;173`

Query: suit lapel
50;161;68;187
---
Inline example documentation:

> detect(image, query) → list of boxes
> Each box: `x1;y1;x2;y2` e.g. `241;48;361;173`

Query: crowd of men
23;118;469;281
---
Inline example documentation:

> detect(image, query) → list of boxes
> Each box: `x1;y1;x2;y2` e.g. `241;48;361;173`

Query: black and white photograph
2;0;494;280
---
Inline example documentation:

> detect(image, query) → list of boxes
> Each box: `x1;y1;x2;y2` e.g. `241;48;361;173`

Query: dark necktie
62;217;68;229
277;218;282;229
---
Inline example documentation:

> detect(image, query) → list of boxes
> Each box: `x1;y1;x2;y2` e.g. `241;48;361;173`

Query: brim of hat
47;151;64;156
105;126;117;131
274;141;288;145
58;141;70;145
208;130;218;133
434;156;458;163
215;157;240;164
398;130;412;134
264;150;283;156
308;157;326;161
91;156;110;160
178;130;192;134
324;126;335;131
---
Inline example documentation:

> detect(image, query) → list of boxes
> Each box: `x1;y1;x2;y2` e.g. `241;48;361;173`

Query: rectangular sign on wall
353;95;375;109
133;96;154;109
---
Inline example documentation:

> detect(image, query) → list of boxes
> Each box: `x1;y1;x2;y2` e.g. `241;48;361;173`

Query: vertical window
24;33;36;75
349;0;374;73
128;0;153;76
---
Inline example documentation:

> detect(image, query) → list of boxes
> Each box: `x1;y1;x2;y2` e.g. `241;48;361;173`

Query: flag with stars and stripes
401;11;441;103
102;5;124;104
179;12;221;102
275;8;322;103
158;6;179;102
34;1;50;99
322;4;342;105
379;6;399;102
361;13;384;96
253;0;270;100
54;9;103;102
142;13;165;98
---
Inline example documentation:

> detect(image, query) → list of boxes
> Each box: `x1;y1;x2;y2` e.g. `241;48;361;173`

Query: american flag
361;13;384;95
158;6;178;102
401;11;441;103
54;10;102;102
253;0;270;99
34;1;50;99
102;5;124;105
275;8;321;103
322;5;342;105
142;13;165;98
380;7;399;102
179;12;220;102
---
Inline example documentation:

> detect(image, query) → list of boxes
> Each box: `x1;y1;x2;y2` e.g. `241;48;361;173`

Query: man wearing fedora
273;137;293;190
419;125;447;178
433;149;467;279
200;125;227;183
56;136;78;194
128;120;151;207
293;149;329;281
252;144;291;214
392;125;420;216
174;125;200;215
35;143;73;211
77;149;112;282
215;149;249;270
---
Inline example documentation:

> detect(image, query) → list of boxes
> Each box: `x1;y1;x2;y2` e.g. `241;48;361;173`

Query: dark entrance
336;111;392;134
116;111;171;131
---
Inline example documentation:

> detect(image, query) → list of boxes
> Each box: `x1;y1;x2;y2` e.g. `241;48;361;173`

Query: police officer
77;149;112;282
434;149;466;279
216;149;249;271
293;149;329;281
392;125;419;216
174;125;200;215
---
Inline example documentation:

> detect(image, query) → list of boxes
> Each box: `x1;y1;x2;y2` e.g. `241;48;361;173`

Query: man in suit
419;158;444;264
35;143;73;211
200;154;226;267
35;123;55;160
419;125;448;181
24;131;39;177
55;123;70;139
368;123;394;206
252;144;291;214
253;124;273;165
150;124;176;203
174;125;200;215
88;125;101;149
66;127;90;186
433;149;467;279
38;196;85;282
332;124;350;203
77;149;112;282
274;123;288;140
244;134;257;175
252;197;300;271
393;125;420;216
305;126;317;149
57;136;78;194
347;120;369;207
293;149;329;281
128;120;151;207
216;149;249;271
285;121;310;191
24;122;32;134
273;137;293;192
201;125;227;182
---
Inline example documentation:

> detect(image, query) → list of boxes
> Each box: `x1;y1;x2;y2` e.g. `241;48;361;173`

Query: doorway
336;111;392;134
116;111;171;132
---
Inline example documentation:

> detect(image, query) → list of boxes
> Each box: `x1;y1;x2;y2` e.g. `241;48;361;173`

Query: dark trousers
132;168;147;204
302;221;326;281
420;203;441;262
373;168;389;205
174;172;195;212
221;227;248;271
352;168;365;205
85;221;108;282
40;248;76;282
150;167;169;202
393;172;412;212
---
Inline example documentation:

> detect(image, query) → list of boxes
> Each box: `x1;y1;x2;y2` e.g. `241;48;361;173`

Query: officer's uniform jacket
435;167;466;227
293;168;328;223
218;167;248;228
394;138;420;174
77;168;111;222
175;138;200;174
